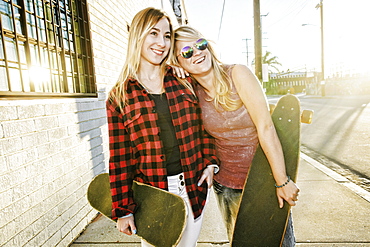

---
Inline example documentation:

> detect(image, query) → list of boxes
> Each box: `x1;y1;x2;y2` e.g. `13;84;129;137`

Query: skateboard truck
269;103;313;124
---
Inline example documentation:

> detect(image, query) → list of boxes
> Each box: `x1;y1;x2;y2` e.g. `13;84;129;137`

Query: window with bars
0;0;96;98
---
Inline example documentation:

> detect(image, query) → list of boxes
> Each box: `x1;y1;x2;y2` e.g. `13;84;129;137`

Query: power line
217;0;226;41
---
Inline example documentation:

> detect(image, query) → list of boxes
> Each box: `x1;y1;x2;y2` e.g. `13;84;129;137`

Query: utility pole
253;0;262;82
316;0;325;96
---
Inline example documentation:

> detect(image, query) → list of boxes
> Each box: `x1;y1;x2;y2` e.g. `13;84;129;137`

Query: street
268;94;370;191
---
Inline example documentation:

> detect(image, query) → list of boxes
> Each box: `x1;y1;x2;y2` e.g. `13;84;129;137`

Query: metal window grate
0;0;96;98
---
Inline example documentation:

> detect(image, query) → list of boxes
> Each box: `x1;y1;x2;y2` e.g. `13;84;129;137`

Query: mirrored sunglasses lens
195;38;208;50
181;46;193;58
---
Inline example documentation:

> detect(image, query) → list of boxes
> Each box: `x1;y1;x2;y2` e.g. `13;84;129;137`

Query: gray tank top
195;64;258;189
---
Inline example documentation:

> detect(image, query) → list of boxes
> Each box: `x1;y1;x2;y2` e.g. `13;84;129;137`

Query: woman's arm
106;99;138;232
232;64;300;208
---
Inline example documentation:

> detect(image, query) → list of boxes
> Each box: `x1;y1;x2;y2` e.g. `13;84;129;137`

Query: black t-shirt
150;93;182;175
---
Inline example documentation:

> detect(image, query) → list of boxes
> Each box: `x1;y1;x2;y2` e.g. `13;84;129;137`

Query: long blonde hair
170;26;242;111
109;8;174;107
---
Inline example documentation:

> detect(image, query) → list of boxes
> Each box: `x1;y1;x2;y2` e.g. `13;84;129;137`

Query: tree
253;51;282;73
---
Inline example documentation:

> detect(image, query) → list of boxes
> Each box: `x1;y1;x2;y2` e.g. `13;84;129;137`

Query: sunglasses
178;38;208;59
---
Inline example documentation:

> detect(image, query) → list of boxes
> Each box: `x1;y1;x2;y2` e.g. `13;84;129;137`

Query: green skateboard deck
232;94;301;247
87;173;186;247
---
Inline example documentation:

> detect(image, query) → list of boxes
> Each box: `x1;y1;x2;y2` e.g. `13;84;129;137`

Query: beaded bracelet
275;176;291;188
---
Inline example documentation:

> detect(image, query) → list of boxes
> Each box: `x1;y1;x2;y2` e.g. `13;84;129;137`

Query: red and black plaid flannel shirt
107;67;219;220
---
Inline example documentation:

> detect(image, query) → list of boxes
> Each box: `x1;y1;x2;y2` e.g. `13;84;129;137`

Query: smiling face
175;39;212;77
140;17;171;66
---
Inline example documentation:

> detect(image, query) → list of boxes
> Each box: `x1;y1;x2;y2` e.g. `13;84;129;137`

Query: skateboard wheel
301;109;313;124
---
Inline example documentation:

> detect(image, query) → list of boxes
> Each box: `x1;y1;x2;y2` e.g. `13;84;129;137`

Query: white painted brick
25;229;47;247
67;124;80;136
37;140;63;159
44;103;66;116
6;148;38;171
34;116;59;131
2;119;35;138
0;123;3;138
0;106;18;121
76;102;96;112
42;230;62;247
21;131;49;149
58;113;78;126
0;136;23;154
0;155;10;174
0;173;13;193
17;104;45;119
62;102;78;113
11;223;34;246
48;127;68;142
1;216;17;244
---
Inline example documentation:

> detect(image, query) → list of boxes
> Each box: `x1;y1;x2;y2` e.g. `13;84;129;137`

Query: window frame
0;0;97;98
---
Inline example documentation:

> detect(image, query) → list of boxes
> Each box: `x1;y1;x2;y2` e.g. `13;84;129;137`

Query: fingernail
133;229;137;234
197;182;201;186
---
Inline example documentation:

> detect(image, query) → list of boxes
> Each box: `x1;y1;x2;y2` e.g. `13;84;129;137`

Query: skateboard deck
232;94;301;247
87;173;186;247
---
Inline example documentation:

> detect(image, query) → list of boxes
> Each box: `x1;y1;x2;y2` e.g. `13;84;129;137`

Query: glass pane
14;6;23;34
78;57;83;74
65;54;71;72
47;22;55;44
36;0;44;17
50;51;58;69
69;32;74;52
37;17;47;42
25;0;34;12
8;66;22;91
27;13;37;39
0;36;4;59
41;48;49;68
29;44;38;66
21;64;30;92
59;0;65;11
18;41;26;63
76;35;81;53
67;75;73;93
52;72;61;92
5;37;18;62
0;66;9;91
0;1;14;31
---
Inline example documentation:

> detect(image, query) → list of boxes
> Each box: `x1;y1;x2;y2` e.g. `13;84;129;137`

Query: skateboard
87;173;186;247
232;94;312;246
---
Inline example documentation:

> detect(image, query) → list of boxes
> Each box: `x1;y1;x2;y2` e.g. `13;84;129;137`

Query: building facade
0;0;177;246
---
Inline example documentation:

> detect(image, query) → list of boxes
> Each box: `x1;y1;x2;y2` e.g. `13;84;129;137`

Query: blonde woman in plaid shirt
106;8;219;247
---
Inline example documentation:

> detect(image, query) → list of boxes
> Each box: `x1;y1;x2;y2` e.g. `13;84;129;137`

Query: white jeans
141;173;204;247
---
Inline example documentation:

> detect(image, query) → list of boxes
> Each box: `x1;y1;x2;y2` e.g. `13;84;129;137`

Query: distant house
269;71;320;94
0;1;177;246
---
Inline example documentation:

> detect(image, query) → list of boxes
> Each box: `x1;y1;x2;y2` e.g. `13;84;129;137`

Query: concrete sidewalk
71;154;370;246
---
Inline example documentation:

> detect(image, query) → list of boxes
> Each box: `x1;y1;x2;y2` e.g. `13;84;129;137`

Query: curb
301;152;370;203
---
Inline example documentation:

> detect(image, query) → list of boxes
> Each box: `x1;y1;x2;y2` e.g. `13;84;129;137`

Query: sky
182;0;370;77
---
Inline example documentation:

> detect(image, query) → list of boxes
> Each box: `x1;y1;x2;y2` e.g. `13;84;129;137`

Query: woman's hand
117;215;137;235
276;180;300;208
198;166;215;188
171;65;189;79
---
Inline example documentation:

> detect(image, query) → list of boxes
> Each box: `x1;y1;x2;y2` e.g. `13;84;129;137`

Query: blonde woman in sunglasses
170;26;300;246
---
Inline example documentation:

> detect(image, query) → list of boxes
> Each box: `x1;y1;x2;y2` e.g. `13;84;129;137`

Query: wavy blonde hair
170;26;242;111
109;8;174;107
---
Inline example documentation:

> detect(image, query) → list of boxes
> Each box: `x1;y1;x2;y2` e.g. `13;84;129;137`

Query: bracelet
275;176;291;188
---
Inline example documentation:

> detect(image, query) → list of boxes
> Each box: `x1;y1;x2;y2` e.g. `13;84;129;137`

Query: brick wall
0;0;177;246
